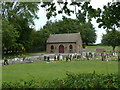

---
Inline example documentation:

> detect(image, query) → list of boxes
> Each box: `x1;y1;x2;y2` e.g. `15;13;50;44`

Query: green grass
2;60;118;82
83;45;119;52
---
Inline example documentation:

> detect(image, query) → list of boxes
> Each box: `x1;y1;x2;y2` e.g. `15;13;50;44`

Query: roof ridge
51;32;80;35
47;33;81;43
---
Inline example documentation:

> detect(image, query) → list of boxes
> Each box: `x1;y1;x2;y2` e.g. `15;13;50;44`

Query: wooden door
59;45;64;53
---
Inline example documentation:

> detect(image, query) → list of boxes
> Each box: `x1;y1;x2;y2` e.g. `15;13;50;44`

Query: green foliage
2;2;39;25
41;1;119;30
32;18;96;51
96;2;120;30
30;29;50;52
43;18;96;44
45;73;119;88
2;2;39;53
41;1;97;23
2;1;119;53
82;43;86;48
2;73;119;88
2;19;19;51
102;30;120;51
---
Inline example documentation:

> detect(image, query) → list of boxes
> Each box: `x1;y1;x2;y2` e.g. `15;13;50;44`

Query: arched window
69;45;73;49
51;45;54;50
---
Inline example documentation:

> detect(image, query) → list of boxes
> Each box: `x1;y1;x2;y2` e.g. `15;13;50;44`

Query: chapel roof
47;33;81;43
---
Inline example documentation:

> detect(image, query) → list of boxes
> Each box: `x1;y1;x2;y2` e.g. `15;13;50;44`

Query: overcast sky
34;0;112;44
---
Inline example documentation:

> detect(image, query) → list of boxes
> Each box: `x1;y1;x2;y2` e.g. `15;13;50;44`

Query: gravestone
47;56;50;62
86;52;90;60
44;56;47;61
89;52;93;58
69;54;72;61
23;56;26;61
66;55;69;62
101;52;106;61
57;55;60;61
77;54;81;60
60;55;63;61
4;59;9;65
54;55;56;61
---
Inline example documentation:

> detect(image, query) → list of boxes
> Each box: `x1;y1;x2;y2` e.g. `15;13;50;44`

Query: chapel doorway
59;45;64;53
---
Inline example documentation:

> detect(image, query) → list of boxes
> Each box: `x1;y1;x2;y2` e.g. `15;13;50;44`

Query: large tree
101;30;120;52
31;18;96;51
2;2;39;52
31;29;50;52
96;2;120;30
41;1;98;23
2;19;19;54
43;18;96;44
2;1;119;53
41;1;119;30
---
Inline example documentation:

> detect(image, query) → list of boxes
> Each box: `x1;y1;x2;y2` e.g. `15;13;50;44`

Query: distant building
46;33;82;53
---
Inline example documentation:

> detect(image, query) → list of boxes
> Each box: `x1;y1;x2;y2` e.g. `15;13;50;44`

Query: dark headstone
101;52;106;61
89;52;93;58
47;56;50;62
4;59;9;65
66;56;69;62
69;54;72;61
54;56;56;61
44;56;47;61
57;55;60;61
23;57;26;61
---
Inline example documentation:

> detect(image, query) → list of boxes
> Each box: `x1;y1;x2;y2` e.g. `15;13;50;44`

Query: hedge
2;73;120;89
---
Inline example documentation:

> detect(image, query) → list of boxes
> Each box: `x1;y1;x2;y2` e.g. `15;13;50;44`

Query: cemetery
2;45;119;83
1;1;120;89
2;38;119;89
2;32;119;88
2;49;119;65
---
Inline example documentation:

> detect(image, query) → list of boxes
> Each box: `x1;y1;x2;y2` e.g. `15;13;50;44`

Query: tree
96;2;120;30
2;19;19;54
2;2;39;25
41;1;98;23
2;2;39;52
41;1;119;30
43;18;96;44
101;30;120;52
31;29;50;51
2;1;119;53
80;22;96;44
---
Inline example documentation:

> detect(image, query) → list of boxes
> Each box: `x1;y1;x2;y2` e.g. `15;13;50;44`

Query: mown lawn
83;45;113;52
2;60;118;82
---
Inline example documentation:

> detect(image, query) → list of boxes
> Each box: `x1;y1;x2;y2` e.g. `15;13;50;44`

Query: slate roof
47;33;81;43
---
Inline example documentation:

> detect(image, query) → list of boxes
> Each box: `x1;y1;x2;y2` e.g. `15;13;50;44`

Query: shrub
2;73;119;88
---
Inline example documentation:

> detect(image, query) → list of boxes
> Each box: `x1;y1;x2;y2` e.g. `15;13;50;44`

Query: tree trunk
112;46;116;52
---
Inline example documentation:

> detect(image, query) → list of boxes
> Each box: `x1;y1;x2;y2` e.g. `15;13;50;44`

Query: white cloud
34;4;49;30
90;0;112;9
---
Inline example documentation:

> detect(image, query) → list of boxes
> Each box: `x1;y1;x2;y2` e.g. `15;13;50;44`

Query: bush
2;73;119;88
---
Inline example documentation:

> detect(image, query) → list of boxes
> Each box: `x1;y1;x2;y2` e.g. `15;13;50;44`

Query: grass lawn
83;45;113;52
2;60;118;82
